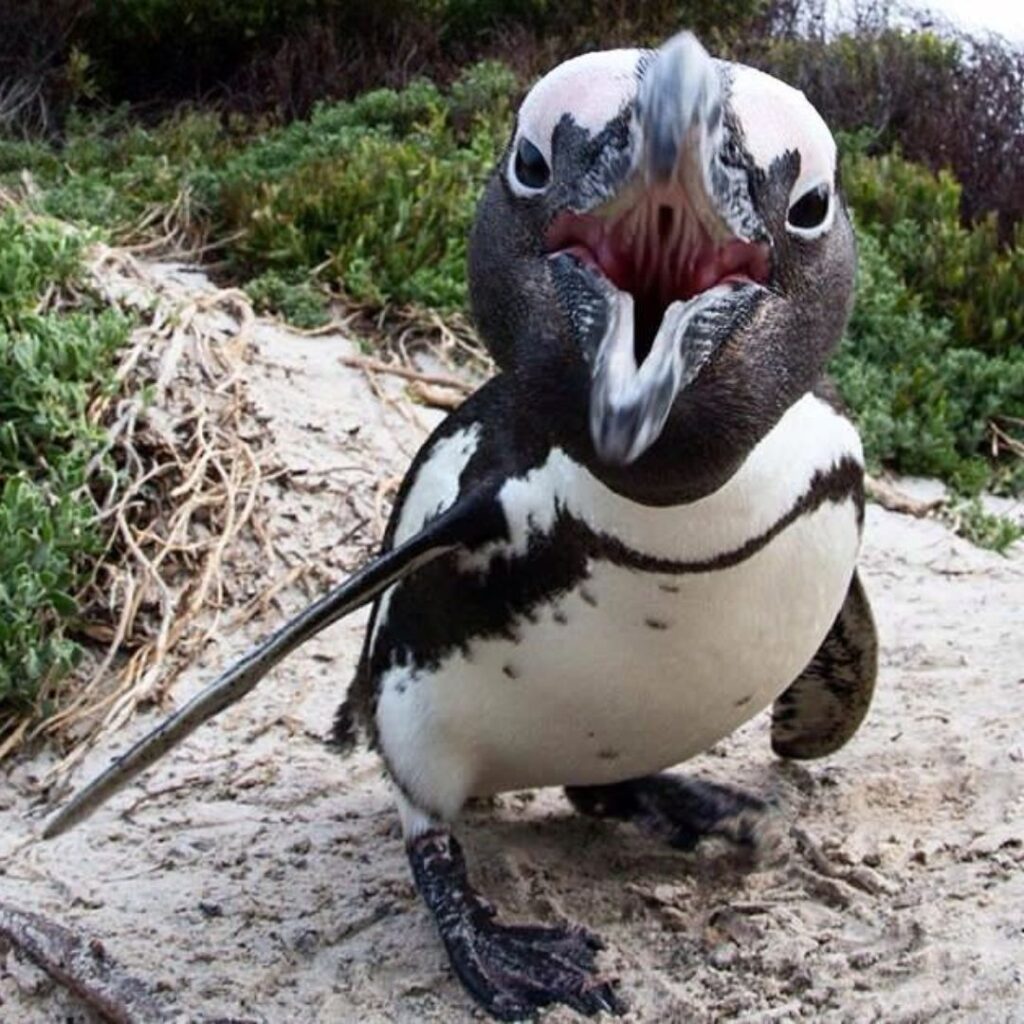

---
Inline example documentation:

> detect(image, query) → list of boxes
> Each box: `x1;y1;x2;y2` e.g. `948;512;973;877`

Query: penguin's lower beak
547;33;770;466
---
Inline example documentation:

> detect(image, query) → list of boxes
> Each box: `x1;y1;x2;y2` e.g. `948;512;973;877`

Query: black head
469;34;856;503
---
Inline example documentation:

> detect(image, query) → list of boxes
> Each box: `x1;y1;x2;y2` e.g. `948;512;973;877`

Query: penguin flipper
771;570;877;760
42;489;503;840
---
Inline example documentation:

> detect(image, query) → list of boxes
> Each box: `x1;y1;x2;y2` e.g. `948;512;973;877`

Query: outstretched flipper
771;570;877;760
43;490;504;840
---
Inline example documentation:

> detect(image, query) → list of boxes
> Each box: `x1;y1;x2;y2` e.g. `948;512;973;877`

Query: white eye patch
725;64;838;238
507;45;841;241
508;48;643;197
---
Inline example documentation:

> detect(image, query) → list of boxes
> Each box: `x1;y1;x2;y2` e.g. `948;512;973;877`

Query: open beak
547;33;771;465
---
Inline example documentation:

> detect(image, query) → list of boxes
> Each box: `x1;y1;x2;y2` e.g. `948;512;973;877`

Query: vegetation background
0;0;1021;740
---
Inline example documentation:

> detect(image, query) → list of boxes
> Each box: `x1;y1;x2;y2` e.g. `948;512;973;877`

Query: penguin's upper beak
546;33;771;466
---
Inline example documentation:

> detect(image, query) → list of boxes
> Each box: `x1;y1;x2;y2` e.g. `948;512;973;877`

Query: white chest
375;393;864;818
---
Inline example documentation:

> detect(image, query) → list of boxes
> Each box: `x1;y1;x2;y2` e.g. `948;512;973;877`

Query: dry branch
864;474;944;518
990;418;1024;461
338;302;493;383
0;244;276;778
409;380;465;409
338;353;474;392
0;901;173;1023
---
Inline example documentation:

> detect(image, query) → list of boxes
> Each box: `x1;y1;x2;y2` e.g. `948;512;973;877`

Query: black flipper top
42;486;505;839
771;570;877;760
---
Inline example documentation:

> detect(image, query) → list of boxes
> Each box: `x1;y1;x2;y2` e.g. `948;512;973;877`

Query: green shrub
943;497;1023;554
3;68;511;311
3;68;1021;501
0;138;61;178
5;108;233;237
842;144;1024;356
207;66;509;309
0;211;130;713
0;473;94;710
245;270;330;329
831;229;1024;494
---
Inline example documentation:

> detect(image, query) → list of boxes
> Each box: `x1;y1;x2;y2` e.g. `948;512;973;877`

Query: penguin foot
408;829;625;1020
565;774;779;859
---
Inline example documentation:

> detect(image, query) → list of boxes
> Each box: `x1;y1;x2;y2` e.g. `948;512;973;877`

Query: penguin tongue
589;278;741;466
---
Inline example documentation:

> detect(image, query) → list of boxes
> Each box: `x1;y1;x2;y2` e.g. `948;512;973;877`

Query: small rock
848;949;880;970
708;943;737;970
5;954;54;996
291;928;320;956
706;906;762;946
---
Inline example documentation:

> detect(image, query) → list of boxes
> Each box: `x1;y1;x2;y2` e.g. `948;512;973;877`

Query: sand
1;263;1022;1024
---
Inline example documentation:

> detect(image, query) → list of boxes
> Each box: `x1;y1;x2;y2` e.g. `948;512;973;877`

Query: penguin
45;32;878;1021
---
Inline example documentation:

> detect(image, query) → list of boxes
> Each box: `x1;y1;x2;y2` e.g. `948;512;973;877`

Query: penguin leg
565;774;776;856
406;826;625;1020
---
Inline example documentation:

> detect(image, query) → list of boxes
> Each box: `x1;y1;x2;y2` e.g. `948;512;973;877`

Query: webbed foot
565;773;778;858
408;830;625;1020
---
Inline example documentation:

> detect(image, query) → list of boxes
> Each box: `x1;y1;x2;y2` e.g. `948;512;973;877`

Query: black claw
574;979;627;1017
408;830;623;1020
458;922;618;1018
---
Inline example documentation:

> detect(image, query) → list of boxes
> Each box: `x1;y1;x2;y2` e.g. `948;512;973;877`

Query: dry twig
864;474;945;518
0;244;274;778
0;901;173;1023
990;418;1024;461
409;380;465;410
338;353;473;393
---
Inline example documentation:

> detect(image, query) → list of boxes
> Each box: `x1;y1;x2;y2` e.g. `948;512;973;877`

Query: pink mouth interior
547;198;771;362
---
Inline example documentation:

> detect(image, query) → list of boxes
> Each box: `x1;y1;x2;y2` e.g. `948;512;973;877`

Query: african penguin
46;31;878;1022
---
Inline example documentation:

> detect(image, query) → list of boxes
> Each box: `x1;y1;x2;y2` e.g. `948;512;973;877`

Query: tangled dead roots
4;245;270;779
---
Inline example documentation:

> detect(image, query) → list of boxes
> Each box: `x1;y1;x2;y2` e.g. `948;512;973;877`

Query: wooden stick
409;380;465;410
0;900;173;1023
990;420;1024;459
864;474;944;518
338;354;473;393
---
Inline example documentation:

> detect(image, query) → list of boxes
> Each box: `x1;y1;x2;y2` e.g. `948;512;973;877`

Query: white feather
727;64;837;201
370;425;481;652
394;425;481;544
377;394;864;823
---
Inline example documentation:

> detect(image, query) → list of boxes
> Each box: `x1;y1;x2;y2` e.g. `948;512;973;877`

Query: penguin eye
512;137;551;192
786;183;832;237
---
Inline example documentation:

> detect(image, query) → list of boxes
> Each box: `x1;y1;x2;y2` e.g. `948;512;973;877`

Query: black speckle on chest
368;519;592;684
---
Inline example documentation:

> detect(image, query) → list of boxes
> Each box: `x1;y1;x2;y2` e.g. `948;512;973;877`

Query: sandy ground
1;264;1022;1023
